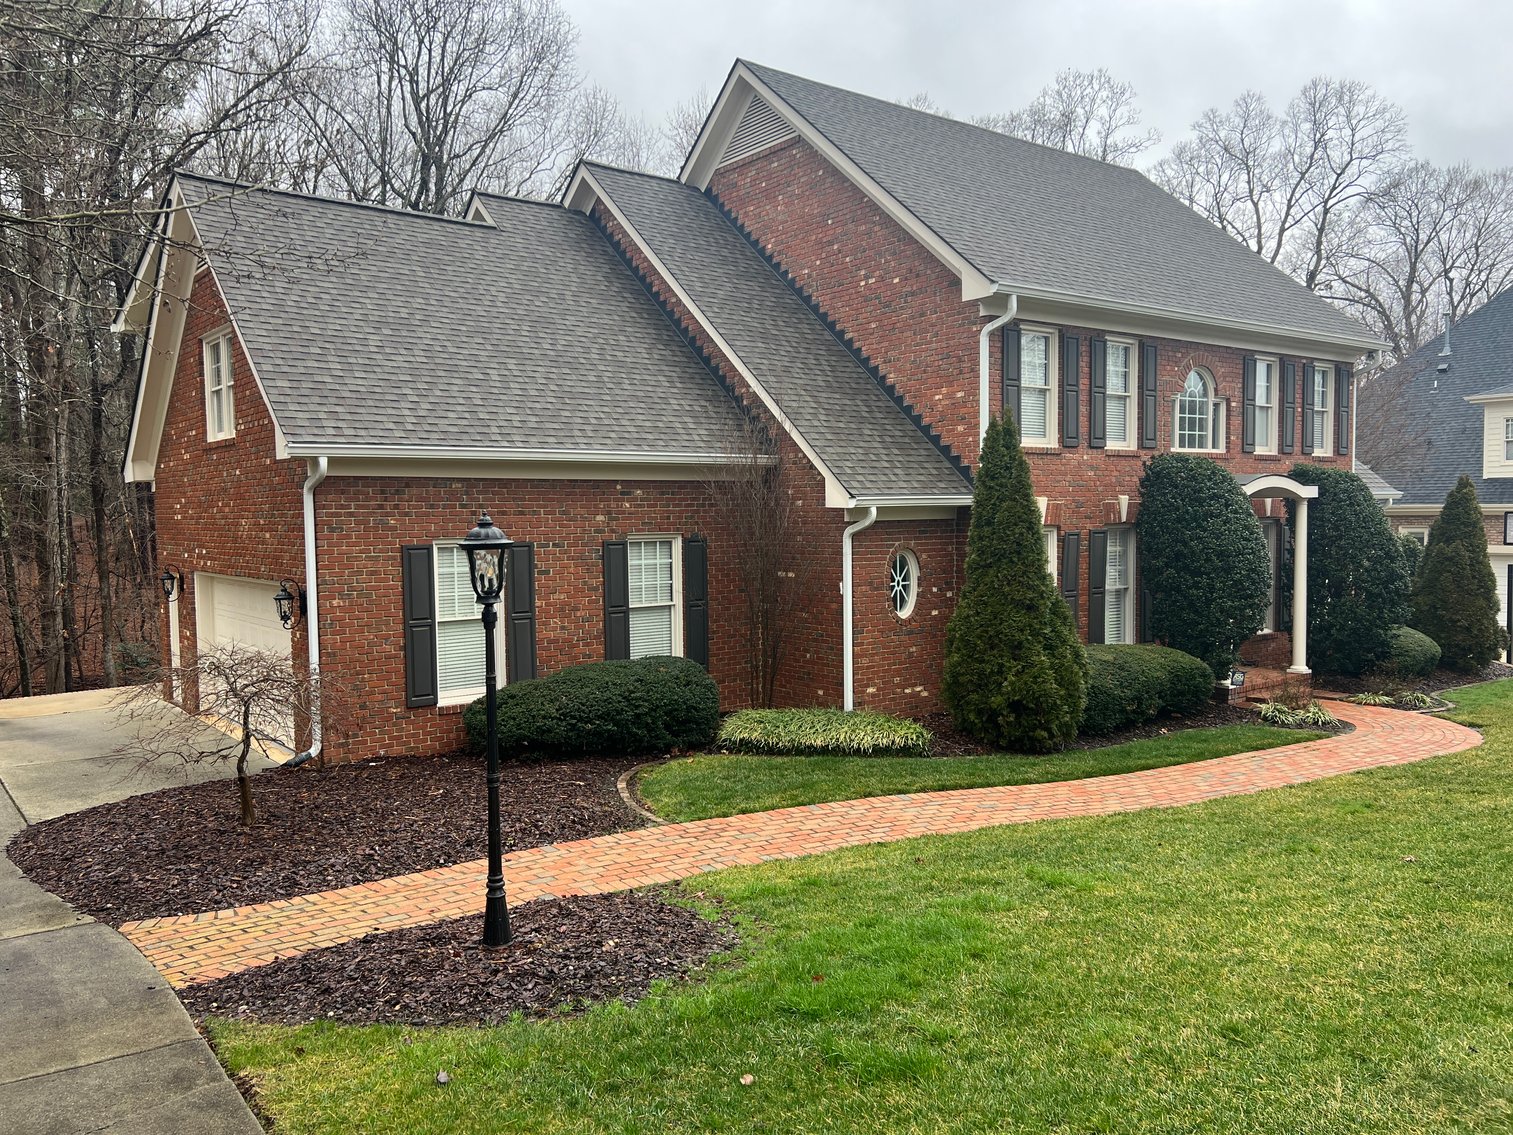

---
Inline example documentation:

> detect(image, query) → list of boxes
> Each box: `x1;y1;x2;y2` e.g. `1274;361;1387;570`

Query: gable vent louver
717;95;795;168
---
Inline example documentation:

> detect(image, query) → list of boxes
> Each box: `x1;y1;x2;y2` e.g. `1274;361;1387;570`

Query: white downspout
841;505;878;711
293;456;328;764
979;291;1019;443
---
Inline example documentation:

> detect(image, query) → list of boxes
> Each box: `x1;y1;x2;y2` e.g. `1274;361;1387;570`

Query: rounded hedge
463;656;719;760
1136;454;1271;676
1386;625;1441;678
1080;644;1215;736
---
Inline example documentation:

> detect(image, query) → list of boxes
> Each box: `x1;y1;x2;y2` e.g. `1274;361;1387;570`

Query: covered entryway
194;573;294;750
1236;473;1318;676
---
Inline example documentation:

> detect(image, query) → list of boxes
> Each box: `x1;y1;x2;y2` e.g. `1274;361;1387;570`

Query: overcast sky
570;0;1512;169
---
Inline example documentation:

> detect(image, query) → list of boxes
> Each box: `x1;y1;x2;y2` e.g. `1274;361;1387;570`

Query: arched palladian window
1175;367;1223;451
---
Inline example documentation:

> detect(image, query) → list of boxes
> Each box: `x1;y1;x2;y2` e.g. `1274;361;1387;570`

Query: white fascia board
111;194;172;334
571;166;852;505
1465;392;1513;405
297;443;765;463
1009;291;1384;358
846;495;973;510
687;64;996;303
462;193;498;226
847;502;969;520
323;453;767;481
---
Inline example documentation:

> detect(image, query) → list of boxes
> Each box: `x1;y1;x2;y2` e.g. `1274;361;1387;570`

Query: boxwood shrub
1080;644;1215;736
717;708;932;757
463;656;718;760
1385;625;1441;678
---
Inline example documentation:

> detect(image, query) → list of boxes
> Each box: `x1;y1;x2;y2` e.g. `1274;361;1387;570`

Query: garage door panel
196;573;295;749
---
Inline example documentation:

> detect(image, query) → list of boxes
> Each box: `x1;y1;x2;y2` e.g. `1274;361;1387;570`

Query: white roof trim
683;64;996;303
290;443;765;463
1465;391;1513;405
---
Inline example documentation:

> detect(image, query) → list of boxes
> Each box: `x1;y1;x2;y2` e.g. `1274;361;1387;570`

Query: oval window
889;550;919;619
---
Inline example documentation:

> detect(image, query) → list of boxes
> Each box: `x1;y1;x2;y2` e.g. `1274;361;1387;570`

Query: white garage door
1494;553;1513;663
195;573;294;748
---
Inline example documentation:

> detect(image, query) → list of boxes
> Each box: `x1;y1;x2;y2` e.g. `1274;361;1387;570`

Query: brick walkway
121;702;1480;989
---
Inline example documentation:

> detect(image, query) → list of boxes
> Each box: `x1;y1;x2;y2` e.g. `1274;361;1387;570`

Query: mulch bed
180;890;737;1027
918;700;1314;757
7;754;643;926
1321;661;1513;698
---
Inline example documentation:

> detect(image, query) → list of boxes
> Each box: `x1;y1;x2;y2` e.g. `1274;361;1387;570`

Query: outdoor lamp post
460;512;514;948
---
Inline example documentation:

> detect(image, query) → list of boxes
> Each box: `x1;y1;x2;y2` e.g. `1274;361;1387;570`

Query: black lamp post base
483;895;511;949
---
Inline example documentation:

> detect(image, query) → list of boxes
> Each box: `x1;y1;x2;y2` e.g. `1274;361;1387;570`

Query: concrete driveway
0;690;270;1134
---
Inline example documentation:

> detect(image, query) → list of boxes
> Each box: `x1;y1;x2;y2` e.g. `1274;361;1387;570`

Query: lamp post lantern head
460;513;512;604
273;579;304;630
159;567;182;603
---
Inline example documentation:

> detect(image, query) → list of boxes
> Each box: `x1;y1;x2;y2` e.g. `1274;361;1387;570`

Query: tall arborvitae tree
1412;475;1504;671
1137;453;1270;676
1288;464;1410;675
942;415;1086;752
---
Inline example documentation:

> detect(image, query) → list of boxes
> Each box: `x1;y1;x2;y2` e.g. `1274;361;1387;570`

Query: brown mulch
918;700;1310;757
179;890;737;1027
1320;661;1513;698
7;754;643;927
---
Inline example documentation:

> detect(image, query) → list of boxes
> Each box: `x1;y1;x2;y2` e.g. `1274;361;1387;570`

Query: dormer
1467;390;1513;480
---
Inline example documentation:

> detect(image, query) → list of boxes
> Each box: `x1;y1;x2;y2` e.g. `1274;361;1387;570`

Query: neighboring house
117;60;1378;761
1354;460;1403;507
1358;288;1513;655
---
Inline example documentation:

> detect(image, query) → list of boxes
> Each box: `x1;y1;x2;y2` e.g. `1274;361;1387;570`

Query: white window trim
1253;356;1279;455
433;541;504;707
1173;367;1226;454
1504;417;1513;463
1401;526;1429;546
1018;324;1059;448
202;328;236;441
1104;337;1137;450
889;548;920;619
1043;526;1058;585
1104;527;1137;645
628;535;684;658
1309;364;1334;457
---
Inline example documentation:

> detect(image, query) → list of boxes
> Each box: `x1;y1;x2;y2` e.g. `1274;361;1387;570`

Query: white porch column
1289;496;1310;674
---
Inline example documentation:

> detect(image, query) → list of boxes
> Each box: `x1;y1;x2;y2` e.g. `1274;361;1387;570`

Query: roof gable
688;61;1377;351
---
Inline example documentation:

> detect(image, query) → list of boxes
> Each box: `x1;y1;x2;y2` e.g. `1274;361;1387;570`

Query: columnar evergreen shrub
1080;644;1214;736
464;656;719;759
1411;475;1504;671
942;415;1086;753
1287;464;1410;676
1135;454;1271;675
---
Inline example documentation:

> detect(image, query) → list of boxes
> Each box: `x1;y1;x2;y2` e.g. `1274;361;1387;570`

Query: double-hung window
1310;365;1333;455
628;537;680;658
1105;528;1134;645
1043;526;1058;584
1504;417;1513;462
1176;368;1223;452
1019;329;1056;445
1254;358;1277;453
1105;340;1134;447
203;330;235;441
433;543;492;703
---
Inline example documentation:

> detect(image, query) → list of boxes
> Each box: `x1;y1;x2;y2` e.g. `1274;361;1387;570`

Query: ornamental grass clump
1136;454;1271;676
1412;475;1505;672
1287;464;1410;676
717;708;932;757
1257;700;1342;729
942;415;1087;753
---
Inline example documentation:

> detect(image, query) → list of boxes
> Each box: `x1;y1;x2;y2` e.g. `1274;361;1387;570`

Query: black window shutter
684;535;709;668
1280;359;1297;454
1242;356;1257;453
1335;365;1352;455
1088;337;1107;449
603;540;630;660
1139;341;1159;448
505;543;537;682
401;544;438;708
1002;326;1021;427
1060;532;1081;611
1087;529;1108;645
1061;334;1081;446
1300;362;1315;455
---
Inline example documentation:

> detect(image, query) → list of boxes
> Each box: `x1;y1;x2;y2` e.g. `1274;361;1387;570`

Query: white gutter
294;456;328;764
979;292;1019;442
840;506;878;711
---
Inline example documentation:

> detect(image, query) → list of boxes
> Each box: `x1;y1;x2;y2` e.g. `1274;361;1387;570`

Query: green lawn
639;724;1322;821
212;682;1512;1134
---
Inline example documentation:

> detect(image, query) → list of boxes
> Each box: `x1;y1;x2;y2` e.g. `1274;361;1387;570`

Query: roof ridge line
177;169;495;228
704;186;974;487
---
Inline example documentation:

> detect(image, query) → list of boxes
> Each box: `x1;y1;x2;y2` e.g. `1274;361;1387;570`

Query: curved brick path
122;702;1480;988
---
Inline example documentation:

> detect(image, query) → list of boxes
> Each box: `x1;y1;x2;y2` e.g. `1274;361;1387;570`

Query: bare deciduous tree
980;68;1159;164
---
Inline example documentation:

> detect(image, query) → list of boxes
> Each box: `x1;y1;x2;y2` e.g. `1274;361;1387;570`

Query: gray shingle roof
577;164;972;500
1352;461;1402;502
1358;288;1513;506
178;174;747;456
743;62;1376;347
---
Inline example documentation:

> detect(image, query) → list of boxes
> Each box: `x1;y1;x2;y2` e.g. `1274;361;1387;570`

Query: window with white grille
1176;368;1223;452
628;538;680;658
1105;340;1134;447
1105;528;1134;645
1020;329;1056;444
434;544;493;702
1255;358;1277;453
1310;365;1333;455
203;331;235;440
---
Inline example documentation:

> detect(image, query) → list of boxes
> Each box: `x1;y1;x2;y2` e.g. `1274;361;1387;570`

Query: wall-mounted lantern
273;579;305;630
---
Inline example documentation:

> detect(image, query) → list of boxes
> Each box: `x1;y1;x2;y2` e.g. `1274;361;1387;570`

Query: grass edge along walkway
122;701;1480;989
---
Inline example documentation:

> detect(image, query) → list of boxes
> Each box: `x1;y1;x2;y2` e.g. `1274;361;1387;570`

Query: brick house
118;60;1378;762
1358;288;1513;655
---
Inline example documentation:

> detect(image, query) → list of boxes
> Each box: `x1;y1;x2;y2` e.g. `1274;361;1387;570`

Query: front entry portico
1237;473;1319;676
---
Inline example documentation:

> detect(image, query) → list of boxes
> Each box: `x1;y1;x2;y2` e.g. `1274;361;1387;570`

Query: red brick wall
152;270;311;734
1390;511;1511;548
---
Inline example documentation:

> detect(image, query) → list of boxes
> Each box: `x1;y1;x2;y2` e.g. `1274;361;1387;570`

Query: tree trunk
237;704;256;827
